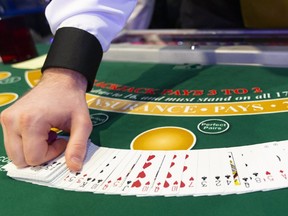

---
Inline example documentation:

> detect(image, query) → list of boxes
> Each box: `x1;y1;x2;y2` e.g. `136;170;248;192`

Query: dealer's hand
0;68;92;171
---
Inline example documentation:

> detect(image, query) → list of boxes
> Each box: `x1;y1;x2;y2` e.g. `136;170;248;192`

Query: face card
227;146;256;194
225;148;242;192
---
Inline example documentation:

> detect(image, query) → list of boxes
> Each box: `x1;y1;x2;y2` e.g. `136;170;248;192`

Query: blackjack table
1;30;288;216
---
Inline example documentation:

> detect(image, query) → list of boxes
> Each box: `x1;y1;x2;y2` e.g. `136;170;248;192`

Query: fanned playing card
105;150;142;194
50;145;106;190
177;150;198;196
5;139;288;198
61;147;115;191
84;149;129;192
126;151;166;196
193;149;211;196
161;151;187;196
208;148;230;195
97;150;140;194
5;139;97;185
147;152;177;196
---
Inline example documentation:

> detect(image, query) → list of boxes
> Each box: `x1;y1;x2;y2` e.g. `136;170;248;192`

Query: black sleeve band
41;27;103;92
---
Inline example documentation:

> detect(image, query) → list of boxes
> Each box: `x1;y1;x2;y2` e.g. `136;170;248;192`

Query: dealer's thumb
65;116;93;171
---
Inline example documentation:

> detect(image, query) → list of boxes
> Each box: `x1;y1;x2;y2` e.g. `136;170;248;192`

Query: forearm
41;68;88;94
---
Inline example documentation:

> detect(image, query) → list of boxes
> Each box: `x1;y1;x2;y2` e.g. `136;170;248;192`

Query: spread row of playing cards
4;139;288;197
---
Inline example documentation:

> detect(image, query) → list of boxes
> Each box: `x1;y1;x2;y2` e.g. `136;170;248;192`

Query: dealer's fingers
1;112;28;168
22;126;67;166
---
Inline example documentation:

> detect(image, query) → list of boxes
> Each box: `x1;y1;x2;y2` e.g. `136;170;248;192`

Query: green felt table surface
0;45;288;216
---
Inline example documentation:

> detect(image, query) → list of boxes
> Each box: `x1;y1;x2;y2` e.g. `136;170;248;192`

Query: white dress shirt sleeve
42;0;137;91
45;0;137;51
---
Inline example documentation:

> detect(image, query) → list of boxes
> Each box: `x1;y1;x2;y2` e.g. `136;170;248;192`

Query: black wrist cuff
42;27;103;92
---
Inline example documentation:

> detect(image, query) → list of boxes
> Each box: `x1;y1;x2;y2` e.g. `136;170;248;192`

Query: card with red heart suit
119;151;165;195
4;139;288;197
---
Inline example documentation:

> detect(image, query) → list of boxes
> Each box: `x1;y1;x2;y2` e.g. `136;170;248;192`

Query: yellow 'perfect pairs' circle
131;126;196;150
